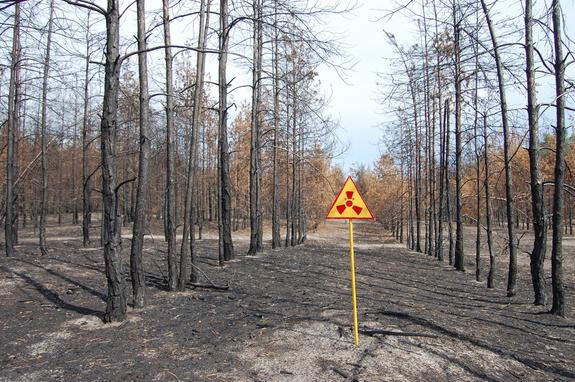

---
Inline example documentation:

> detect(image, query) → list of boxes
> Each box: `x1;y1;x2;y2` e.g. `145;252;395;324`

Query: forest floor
0;219;574;381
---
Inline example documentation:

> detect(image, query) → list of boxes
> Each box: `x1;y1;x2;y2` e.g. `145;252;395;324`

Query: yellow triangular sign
326;176;374;220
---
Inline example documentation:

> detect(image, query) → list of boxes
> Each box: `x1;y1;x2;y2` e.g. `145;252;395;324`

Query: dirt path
1;221;573;381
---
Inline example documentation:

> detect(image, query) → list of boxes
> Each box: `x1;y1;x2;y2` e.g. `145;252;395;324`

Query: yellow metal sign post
326;176;373;346
348;219;359;346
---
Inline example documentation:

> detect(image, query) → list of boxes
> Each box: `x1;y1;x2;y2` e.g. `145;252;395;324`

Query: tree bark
474;101;481;282
248;0;263;255
436;95;445;261
39;0;55;257
271;0;281;249
72;90;80;226
5;1;21;257
480;0;518;297
70;8;90;239
189;0;211;283
484;114;496;288
284;92;292;248
101;0;127;322
179;0;208;288
130;0;151;309
434;3;444;260
473;16;481;282
550;0;566;316
444;100;454;265
163;0;178;291
525;0;547;305
218;0;234;262
453;3;464;272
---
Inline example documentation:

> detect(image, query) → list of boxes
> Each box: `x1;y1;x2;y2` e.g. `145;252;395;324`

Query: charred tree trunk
481;0;518;296
271;0;281;249
248;0;263;255
218;0;234;262
101;0;127;322
408;141;415;251
445;100;454;265
179;0;208;287
189;0;211;283
163;0;178;290
484;114;496;288
453;4;464;272
436;95;445;261
130;0;151;308
39;0;55;256
550;0;566;316
72;96;80;226
284;99;292;247
290;73;297;247
473;22;481;282
525;0;547;305
5;1;21;257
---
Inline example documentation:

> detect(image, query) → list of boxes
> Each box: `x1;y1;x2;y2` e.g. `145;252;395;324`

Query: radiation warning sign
326;176;374;220
325;176;374;346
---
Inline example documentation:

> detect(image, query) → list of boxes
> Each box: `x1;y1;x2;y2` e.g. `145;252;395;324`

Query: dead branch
359;327;438;338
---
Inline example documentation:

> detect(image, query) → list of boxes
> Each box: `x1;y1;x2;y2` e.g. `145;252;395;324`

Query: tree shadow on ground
48;257;104;275
11;270;104;318
14;258;106;301
380;310;575;380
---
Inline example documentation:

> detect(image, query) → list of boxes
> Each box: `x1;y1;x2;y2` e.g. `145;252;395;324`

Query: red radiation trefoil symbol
336;191;363;215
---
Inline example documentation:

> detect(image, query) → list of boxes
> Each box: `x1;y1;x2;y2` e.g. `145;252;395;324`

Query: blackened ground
0;220;573;381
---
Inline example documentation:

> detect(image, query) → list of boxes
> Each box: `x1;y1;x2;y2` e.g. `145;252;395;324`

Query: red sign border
325;176;374;220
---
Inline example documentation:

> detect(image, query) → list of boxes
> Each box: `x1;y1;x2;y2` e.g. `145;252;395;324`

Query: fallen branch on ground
359;327;438;338
186;282;229;291
331;366;359;382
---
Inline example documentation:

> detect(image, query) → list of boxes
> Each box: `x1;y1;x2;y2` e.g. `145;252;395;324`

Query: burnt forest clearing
0;219;574;381
1;0;575;380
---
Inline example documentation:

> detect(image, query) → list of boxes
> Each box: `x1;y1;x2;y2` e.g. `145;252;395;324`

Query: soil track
0;221;573;381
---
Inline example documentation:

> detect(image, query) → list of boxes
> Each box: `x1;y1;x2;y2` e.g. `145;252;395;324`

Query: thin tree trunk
58;110;64;226
474;105;481;282
298;116;306;244
179;0;208;287
39;0;55;256
484;114;496;288
163;0;177;290
72;89;79;226
414;88;422;254
271;0;281;249
481;0;518;296
248;0;263;254
525;0;547;305
189;0;211;283
550;0;566;316
408;143;415;251
5;1;21;257
445;100;454;265
473;17;481;282
218;0;234;262
453;3;464;272
101;0;127;322
430;82;437;259
420;3;433;257
130;0;151;308
400;147;405;244
290;72;297;247
436;95;445;261
388;35;420;253
434;0;444;261
285;100;292;248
